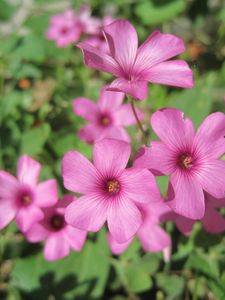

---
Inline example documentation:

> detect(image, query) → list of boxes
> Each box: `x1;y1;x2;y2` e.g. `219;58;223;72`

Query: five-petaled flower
26;195;87;261
0;155;58;232
62;138;159;243
77;19;193;100
73;86;143;144
134;108;225;219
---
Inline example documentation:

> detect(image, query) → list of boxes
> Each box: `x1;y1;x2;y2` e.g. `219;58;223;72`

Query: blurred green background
0;0;225;299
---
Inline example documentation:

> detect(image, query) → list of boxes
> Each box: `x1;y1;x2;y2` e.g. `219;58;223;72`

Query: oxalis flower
108;200;171;255
62;139;159;243
25;195;87;261
77;19;193;100
134;108;225;219
73;86;143;144
0;155;57;232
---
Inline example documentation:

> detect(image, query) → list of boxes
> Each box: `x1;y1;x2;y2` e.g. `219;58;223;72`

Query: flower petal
0;199;17;229
77;42;121;76
134;31;185;76
143;60;193;88
17;155;41;186
107;233;132;255
0;171;18;198
93;138;131;177
194;112;225;159
202;208;225;234
65;194;108;232
107;198;142;243
72;97;99;122
197;160;225;199
35;179;58;207
16;205;44;232
114;104;143;126
107;78;148;100
78;124;104;144
44;233;70;261
65;226;87;251
103;20;138;74
134;143;176;175
138;224;171;252
175;215;194;236
62;150;99;194
98;86;125;111
151;108;195;150
121;168;161;203
167;171;205;219
25;223;49;242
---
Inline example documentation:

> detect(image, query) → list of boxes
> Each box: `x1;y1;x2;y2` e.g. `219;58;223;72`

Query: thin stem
129;97;148;145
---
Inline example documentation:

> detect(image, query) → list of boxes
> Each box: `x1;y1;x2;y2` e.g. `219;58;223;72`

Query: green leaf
156;273;185;298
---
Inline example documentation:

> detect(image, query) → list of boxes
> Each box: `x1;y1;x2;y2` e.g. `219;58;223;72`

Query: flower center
20;193;32;206
106;179;120;194
60;27;69;35
178;154;192;169
99;114;111;127
49;214;65;231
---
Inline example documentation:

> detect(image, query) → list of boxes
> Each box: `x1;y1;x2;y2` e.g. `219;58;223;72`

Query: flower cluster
1;17;224;263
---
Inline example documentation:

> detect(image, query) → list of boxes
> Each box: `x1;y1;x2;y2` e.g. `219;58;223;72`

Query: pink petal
78;124;104;144
107;198;142;243
134;143;176;175
44;233;70;261
93;138;131;176
107;233;132;255
16;205;44;232
72;97;99;122
25;223;49;242
98;86;125;111
163;246;171;263
103;20;138;74
65;194;108;232
108;78;148;100
65;226;87;251
138;224;171;252
202;208;225;234
194;112;225;159
17;155;41;186
77;42;121;76
114;104;143;126
143;60;193;88
35;179;58;207
0;171;18;198
0;199;17;229
120;168;161;203
62;150;99;194
175;215;194;236
197;160;225;199
168;171;205;219
151;108;195;151
134;31;185;76
103;126;130;142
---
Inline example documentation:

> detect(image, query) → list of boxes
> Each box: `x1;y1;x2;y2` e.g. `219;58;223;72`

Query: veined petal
99;86;125;111
107;233;132;255
72;97;99;122
17;155;41;186
107;197;142;243
114;104;143;126
93;138;130;177
103;20;138;75
121;168;161;203
62;150;99;194
168;171;205;219
197;160;225;199
65;226;87;251
65;194;108;232
35;179;58;207
143;60;193;88
202;208;225;234
107;78;148;100
151;108;195;151
77;42;122;76
44;233;70;261
133;31;185;76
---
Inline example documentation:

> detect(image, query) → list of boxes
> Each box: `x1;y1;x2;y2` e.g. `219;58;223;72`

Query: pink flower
25;195;87;261
0;155;57;232
167;194;225;236
134;108;225;219
46;8;83;48
62;139;159;243
73;86;143;144
108;201;171;255
77;19;193;100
